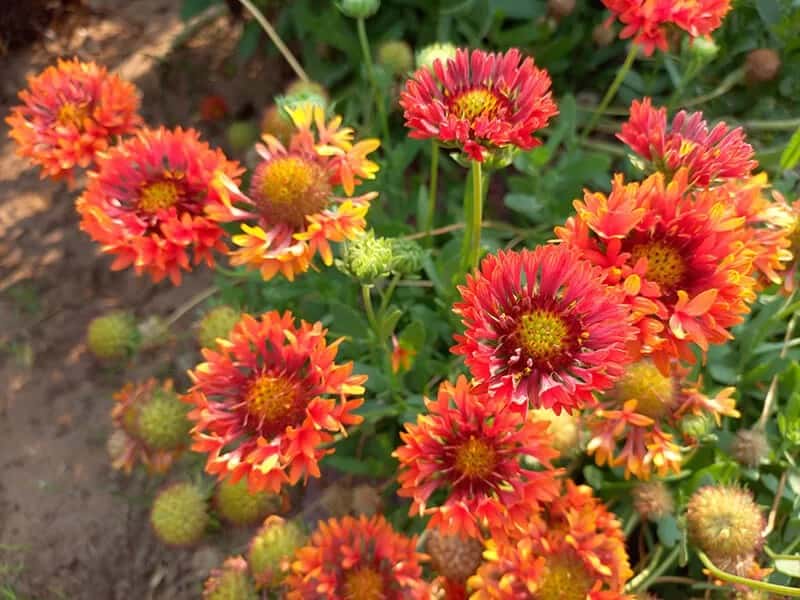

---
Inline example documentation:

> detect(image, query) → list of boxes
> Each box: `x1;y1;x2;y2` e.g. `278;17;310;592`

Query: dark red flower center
629;239;686;291
252;155;331;228
450;87;508;123
343;566;384;599
454;436;497;479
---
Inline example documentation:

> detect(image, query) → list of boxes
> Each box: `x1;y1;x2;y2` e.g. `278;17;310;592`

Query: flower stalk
356;17;391;144
582;43;639;139
460;160;485;274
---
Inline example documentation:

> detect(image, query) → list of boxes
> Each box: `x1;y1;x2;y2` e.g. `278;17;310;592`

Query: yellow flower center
612;360;674;419
518;310;569;363
536;556;593;600
56;101;90;129
630;240;686;290
451;88;502;123
343;567;384;600
245;375;296;424
139;181;181;212
455;436;497;479
255;155;330;228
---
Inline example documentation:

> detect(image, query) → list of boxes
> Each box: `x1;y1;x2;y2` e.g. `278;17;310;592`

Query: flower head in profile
452;245;635;413
619;98;756;187
6;58;141;182
556;169;758;366
208;103;380;281
469;481;633;599
184;310;366;494
602;0;731;56
286;514;429;599
76;127;242;284
587;359;739;479
393;376;561;541
400;48;557;162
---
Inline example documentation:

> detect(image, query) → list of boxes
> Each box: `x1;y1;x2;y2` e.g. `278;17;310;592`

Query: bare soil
0;1;292;597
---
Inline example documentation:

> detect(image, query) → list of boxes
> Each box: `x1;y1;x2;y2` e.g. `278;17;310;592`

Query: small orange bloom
391;335;416;374
184;311;366;494
76;127;243;285
469;481;633;599
287;514;429;599
6;58;141;182
393;376;561;541
208;103;379;281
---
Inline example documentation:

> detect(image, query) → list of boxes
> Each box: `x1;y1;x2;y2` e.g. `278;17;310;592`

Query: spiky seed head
427;529;484;583
136;388;190;451
226;121;259;154
87;311;140;361
632;481;674;522
248;516;306;589
378;40;414;76
745;49;781;84
197;305;241;350
415;43;457;71
150;482;209;547
730;428;770;468
214;477;283;526
686;485;764;561
203;556;258;600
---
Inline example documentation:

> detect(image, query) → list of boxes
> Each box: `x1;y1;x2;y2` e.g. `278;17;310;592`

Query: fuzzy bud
686;485;764;561
261;104;295;145
529;408;580;455
285;79;329;101
337;0;380;19
214;478;283;526
226;121;259;154
745;49;781;84
415;43;457;71
547;0;575;19
389;237;424;275
680;413;713;439
427;529;484;583
730;428;770;468
337;231;394;283
150;482;209;546
136;387;190;451
248;516;306;589
632;481;674;522
351;484;382;516
197;305;241;350
592;23;616;47
203;556;258;600
87;311;140;361
378;40;414;76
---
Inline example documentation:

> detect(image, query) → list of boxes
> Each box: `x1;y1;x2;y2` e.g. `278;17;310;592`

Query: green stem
356;18;391;144
379;272;402;315
237;0;309;82
460;160;485;273
623;513;640;537
361;284;381;339
582;43;639;139
697;551;800;597
741;117;800;131
424;142;440;247
631;546;680;592
682;68;744;107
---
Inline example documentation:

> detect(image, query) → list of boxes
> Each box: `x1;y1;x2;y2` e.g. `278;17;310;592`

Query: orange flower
452;245;636;413
556;169;758;367
586;360;739;479
469;481;633;599
393;376;561;541
286;514;429;599
602;0;730;56
6;58;141;182
76;127;243;285
390;335;416;374
208;103;380;281
184;311;366;494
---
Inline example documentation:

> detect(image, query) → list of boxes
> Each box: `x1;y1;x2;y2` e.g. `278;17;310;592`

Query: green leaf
755;0;781;26
657;515;681;548
322;454;373;476
237;20;261;63
328;302;369;338
780;127;800;170
180;0;220;20
774;556;800;578
504;193;543;221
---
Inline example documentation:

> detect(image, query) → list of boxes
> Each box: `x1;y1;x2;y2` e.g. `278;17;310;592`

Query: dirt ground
0;1;292;597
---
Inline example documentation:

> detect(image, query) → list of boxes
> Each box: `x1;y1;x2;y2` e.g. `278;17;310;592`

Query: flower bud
529;408;580;456
730;428;770;468
203;556;258;600
337;231;394;283
389;237;424;275
680;413;712;439
378;40;414;76
150;482;209;546
632;481;674;522
593;23;616;47
547;0;575;19
415;42;457;71
427;529;484;583
197;305;241;350
689;37;719;61
214;477;284;526
248;516;306;589
87;311;140;361
337;0;380;19
745;49;781;84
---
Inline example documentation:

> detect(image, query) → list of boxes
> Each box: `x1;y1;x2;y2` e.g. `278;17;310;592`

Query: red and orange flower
183;310;366;494
286;514;429;599
76;127;242;285
393;376;561;541
587;359;739;479
602;0;731;56
556;169;758;367
400;48;557;162
6;58;141;182
452;245;635;413
469;481;633;599
208;103;379;281
618;98;755;187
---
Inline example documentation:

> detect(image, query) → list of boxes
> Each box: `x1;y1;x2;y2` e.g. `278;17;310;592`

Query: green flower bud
150;482;209;546
389;238;424;275
415;42;457;71
337;0;380;19
378;40;414;76
689;37;719;61
680;413;712;439
87;311;140;361
203;556;258;600
337;231;394;283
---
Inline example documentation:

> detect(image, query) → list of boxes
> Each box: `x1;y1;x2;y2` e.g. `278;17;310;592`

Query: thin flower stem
763;470;788;537
236;0;309;82
682;68;744;108
630;546;679;592
361;284;381;338
461;160;485;273
582;43;639;139
424;142;440;247
697;550;800;597
623;513;640;537
356;17;391;144
626;545;665;591
741;117;800;131
379;272;402;315
163;285;219;328
756;310;797;430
